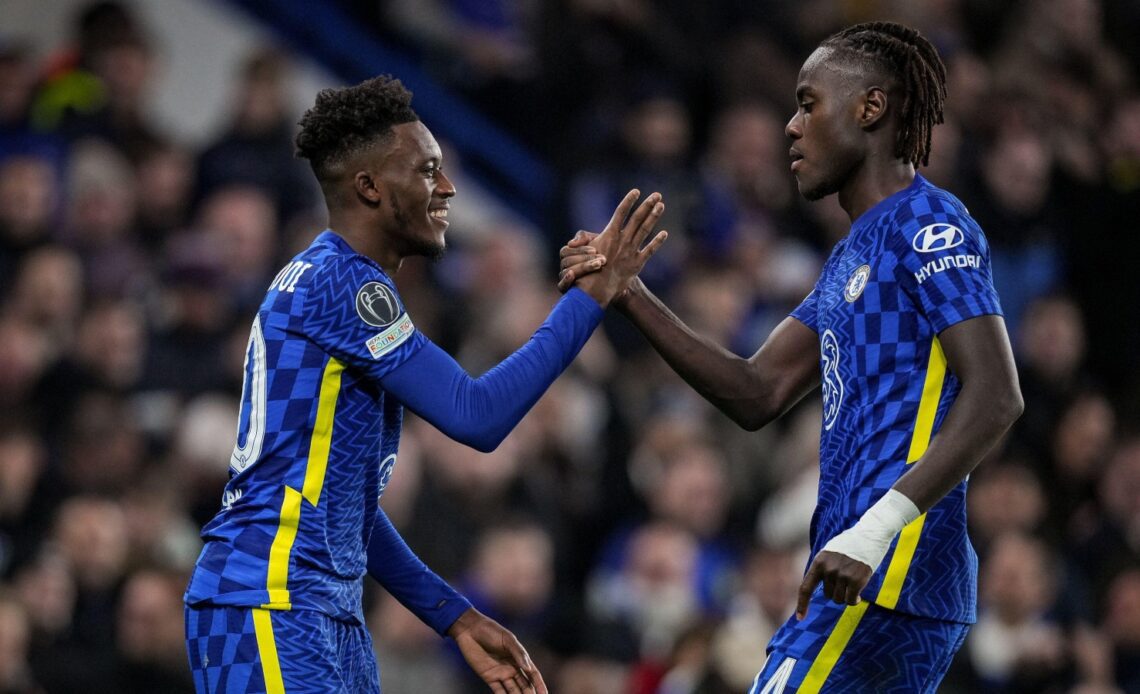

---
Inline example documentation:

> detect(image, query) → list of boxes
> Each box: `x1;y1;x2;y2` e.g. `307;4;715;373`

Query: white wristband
820;489;921;572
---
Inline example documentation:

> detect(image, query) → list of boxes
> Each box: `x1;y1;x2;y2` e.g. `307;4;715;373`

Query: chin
799;176;840;202
422;239;447;262
401;230;447;261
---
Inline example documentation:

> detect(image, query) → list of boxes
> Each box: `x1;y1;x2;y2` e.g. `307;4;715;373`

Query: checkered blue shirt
186;231;425;624
791;175;1002;624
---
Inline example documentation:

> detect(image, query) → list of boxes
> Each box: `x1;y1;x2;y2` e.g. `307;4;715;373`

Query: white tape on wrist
820;489;921;571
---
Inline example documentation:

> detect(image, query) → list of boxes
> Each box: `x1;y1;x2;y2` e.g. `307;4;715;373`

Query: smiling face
785;48;868;201
373;121;455;260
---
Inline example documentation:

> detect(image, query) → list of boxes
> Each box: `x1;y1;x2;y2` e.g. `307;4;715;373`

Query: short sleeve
790;287;820;332
891;202;1003;334
298;258;426;378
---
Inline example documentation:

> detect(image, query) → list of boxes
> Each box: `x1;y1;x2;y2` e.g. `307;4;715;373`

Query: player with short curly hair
561;22;1022;692
294;75;419;182
184;74;667;694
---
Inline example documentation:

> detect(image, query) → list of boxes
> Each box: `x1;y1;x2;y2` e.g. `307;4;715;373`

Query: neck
327;209;403;275
837;155;916;222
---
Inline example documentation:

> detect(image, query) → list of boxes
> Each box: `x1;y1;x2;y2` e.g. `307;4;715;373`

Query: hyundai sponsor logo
912;223;964;253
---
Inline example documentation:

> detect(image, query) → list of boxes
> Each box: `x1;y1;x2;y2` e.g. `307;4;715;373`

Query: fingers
798;553;873;619
517;654;546;694
567;229;599;248
637;230;668;262
619;192;661;240
490;683;507;694
629;198;665;248
796;561;822;620
560;239;597;261
605;189;641;235
505;635;545;694
558;257;606;292
526;663;548;694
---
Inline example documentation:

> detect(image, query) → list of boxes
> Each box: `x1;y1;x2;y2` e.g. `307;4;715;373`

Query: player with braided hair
560;22;1022;692
820;21;946;168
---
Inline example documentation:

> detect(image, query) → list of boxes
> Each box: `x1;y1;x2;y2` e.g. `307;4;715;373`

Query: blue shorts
748;592;969;693
184;605;381;694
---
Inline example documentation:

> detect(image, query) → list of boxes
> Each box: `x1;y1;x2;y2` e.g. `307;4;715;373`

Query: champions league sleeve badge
356;281;402;327
356;281;415;359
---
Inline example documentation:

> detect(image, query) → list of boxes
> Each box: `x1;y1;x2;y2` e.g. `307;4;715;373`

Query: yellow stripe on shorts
252;608;286;694
796;601;871;693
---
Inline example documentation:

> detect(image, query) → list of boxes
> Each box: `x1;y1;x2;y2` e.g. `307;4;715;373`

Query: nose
436;169;456;198
785;112;801;140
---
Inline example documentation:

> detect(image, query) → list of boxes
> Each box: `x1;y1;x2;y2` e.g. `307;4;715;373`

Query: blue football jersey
185;231;426;624
790;174;1002;624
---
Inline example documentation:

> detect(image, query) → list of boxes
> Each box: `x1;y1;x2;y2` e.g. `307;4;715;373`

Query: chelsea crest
845;264;871;302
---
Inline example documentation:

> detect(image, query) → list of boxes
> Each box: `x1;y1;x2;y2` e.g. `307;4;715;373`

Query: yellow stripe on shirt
261;357;344;610
877;337;947;608
302;358;344;506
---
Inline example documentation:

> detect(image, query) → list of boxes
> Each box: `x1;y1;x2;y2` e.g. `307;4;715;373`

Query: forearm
366;508;472;635
823;378;1021;571
819;316;1022;575
617;279;813;429
384;287;603;451
893;377;1023;511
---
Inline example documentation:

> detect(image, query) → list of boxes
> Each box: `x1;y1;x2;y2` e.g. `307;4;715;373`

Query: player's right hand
795;550;873;620
571;189;668;308
448;607;548;694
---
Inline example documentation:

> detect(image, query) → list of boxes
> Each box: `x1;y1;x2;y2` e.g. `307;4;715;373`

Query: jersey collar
315;229;395;280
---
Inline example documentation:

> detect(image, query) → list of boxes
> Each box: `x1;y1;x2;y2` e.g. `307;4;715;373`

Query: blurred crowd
1;0;1140;692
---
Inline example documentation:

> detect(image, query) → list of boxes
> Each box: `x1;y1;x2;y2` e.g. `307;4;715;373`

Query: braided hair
821;22;947;167
295;75;418;181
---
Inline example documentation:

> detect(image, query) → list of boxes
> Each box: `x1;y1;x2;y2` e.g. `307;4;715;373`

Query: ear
860;86;889;129
354;170;384;206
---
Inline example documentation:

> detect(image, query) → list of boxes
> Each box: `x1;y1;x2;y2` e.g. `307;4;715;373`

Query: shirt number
230;315;267;474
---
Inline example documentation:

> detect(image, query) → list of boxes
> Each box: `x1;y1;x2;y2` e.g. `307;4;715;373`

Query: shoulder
886;181;987;256
270;236;405;322
304;253;406;321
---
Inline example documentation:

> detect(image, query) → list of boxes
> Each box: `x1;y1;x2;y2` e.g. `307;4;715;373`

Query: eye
799;102;813;114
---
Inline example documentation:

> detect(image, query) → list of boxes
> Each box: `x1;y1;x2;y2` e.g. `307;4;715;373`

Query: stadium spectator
0;590;39;694
953;533;1067;692
194;47;318;226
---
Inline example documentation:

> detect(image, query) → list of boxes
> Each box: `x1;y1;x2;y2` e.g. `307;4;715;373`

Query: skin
329;120;666;308
325;120;456;273
561;46;1023;620
322;120;668;694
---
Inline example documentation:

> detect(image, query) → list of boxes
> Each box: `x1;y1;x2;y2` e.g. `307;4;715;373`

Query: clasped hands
556;189;667;306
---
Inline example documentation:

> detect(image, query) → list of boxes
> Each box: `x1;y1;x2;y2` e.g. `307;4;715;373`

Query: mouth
429;206;449;228
789;149;804;173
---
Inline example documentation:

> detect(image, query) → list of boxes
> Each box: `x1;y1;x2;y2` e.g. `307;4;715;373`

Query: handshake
553;189;668;309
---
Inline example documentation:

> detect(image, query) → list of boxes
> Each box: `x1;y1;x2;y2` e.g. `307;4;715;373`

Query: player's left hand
447;607;548;694
795;550;873;620
557;230;603;293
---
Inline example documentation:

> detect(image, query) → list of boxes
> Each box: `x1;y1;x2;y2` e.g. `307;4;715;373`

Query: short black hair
821;22;947;167
295;75;419;182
